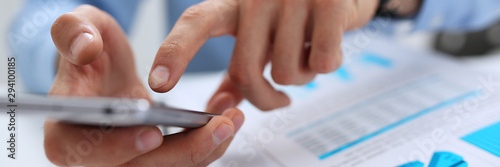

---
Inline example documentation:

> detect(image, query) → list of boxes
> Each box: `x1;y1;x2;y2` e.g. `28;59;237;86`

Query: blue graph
333;52;393;82
428;152;467;167
398;161;424;167
361;52;393;68
316;91;476;160
462;121;500;157
304;81;318;90
398;152;467;167
303;52;393;90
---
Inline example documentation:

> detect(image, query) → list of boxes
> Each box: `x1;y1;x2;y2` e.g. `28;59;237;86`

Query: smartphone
1;96;215;128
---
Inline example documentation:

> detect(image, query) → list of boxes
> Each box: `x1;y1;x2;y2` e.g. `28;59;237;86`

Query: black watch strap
375;0;398;17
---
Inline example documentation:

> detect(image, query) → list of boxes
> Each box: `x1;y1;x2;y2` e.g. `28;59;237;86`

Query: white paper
189;39;500;167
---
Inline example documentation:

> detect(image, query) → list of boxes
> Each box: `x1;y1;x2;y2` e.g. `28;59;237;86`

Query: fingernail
212;124;233;145
150;65;170;89
137;129;162;152
232;116;244;134
70;33;93;59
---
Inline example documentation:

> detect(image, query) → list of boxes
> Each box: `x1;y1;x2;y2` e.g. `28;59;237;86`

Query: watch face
376;0;399;17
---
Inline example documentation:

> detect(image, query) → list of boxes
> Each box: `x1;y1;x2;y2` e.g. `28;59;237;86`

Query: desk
1;39;500;167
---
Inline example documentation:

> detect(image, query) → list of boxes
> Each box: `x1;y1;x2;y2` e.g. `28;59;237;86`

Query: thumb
44;121;163;166
51;5;127;66
125;108;244;166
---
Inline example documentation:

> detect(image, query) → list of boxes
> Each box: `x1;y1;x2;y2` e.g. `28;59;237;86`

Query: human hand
47;5;244;166
148;0;379;110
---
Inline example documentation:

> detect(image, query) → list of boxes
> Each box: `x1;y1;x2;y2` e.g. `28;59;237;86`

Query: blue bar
397;161;424;167
462;121;500;157
305;81;318;90
318;91;476;160
361;52;393;68
334;67;352;82
428;152;464;167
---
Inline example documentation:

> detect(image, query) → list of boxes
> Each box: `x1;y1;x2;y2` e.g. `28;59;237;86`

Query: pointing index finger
148;0;238;93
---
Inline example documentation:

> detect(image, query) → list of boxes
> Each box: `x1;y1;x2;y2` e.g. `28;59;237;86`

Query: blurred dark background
435;20;500;56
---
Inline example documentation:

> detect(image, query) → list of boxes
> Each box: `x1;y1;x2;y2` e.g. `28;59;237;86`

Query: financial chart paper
165;39;500;167
254;41;499;167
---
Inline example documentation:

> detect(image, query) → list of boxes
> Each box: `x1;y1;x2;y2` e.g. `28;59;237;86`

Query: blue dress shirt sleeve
413;0;500;31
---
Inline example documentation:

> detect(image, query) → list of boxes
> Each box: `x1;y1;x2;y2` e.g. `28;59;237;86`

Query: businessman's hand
47;5;244;166
148;0;379;110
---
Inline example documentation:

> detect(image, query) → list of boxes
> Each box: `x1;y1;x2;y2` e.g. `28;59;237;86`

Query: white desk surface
1;44;499;167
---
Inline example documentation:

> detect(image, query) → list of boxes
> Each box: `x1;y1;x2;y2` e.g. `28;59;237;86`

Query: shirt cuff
413;0;500;31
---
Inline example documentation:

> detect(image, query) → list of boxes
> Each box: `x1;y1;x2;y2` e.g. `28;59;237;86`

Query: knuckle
161;40;182;55
313;60;333;73
158;39;185;61
181;5;209;24
188;148;204;165
156;37;191;70
311;51;342;73
315;41;334;56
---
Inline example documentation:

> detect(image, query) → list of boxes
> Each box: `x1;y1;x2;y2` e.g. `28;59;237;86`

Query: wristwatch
375;0;398;17
376;0;422;17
